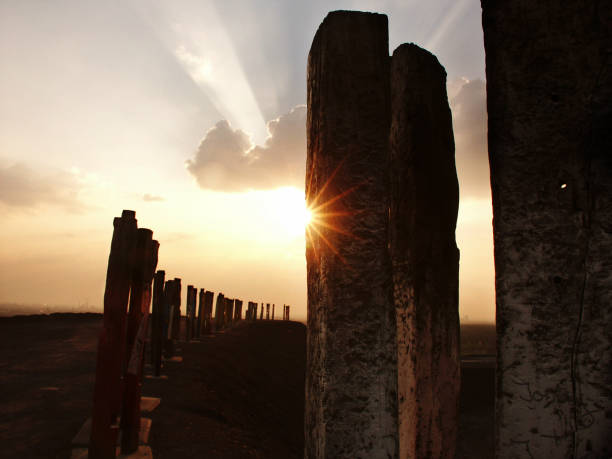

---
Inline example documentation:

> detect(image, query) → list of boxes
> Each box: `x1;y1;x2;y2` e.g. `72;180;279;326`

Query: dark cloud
450;79;490;198
187;88;488;199
186;106;306;192
143;193;165;202
0;162;86;212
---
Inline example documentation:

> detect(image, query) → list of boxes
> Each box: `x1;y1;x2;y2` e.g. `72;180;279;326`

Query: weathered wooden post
254;303;258;321
196;288;205;338
305;11;398;458
89;210;138;459
272;304;275;320
259;303;264;320
214;293;225;331
481;1;612;456
150;270;165;377
389;43;460;459
121;229;158;454
286;305;290;321
204;291;214;334
265;303;270;320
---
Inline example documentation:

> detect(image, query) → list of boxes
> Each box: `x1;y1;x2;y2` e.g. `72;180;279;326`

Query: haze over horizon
0;0;494;323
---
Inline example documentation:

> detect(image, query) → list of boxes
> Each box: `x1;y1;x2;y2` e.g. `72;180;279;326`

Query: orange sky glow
0;0;493;323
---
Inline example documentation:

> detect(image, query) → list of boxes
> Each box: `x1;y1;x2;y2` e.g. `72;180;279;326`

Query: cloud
449;78;490;198
186;87;487;199
186;105;306;192
143;193;165;202
0;162;87;212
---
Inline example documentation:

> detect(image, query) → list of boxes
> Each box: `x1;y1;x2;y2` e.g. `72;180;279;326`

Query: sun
265;187;313;238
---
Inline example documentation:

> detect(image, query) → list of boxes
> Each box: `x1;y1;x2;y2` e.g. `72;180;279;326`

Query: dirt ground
0;314;494;458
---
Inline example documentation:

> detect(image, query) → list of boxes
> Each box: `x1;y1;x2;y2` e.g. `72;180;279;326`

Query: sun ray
308;222;349;266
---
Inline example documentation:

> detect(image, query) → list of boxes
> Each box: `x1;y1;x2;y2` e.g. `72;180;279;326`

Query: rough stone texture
305;11;398;459
481;2;612;457
389;44;460;459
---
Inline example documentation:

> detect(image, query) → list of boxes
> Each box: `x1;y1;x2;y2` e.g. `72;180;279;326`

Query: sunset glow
0;1;492;323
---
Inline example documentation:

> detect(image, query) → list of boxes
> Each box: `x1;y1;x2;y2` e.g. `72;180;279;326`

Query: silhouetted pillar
482;1;612;457
196;288;205;338
260;303;264;320
305;11;398;458
254;303;258;321
151;270;165;377
171;278;181;340
224;298;234;326
389;43;460;459
272;304;275;320
89;210;137;459
185;285;194;341
265;303;270;320
214;293;225;331
163;279;174;357
204;291;214;334
235;299;243;321
121;230;158;454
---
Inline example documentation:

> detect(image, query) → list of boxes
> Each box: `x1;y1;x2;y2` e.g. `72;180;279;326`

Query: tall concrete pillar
481;1;612;457
305;11;398;459
389;43;460;459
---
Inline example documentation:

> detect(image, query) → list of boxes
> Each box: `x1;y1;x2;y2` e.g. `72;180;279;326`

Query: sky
0;0;493;322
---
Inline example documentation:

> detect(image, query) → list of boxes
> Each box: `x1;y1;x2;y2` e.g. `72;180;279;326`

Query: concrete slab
71;445;152;459
140;397;161;413
72;417;152;446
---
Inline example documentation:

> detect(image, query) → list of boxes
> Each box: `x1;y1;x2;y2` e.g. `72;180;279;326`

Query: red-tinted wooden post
151;270;165;377
121;230;158;454
89;210;138;459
